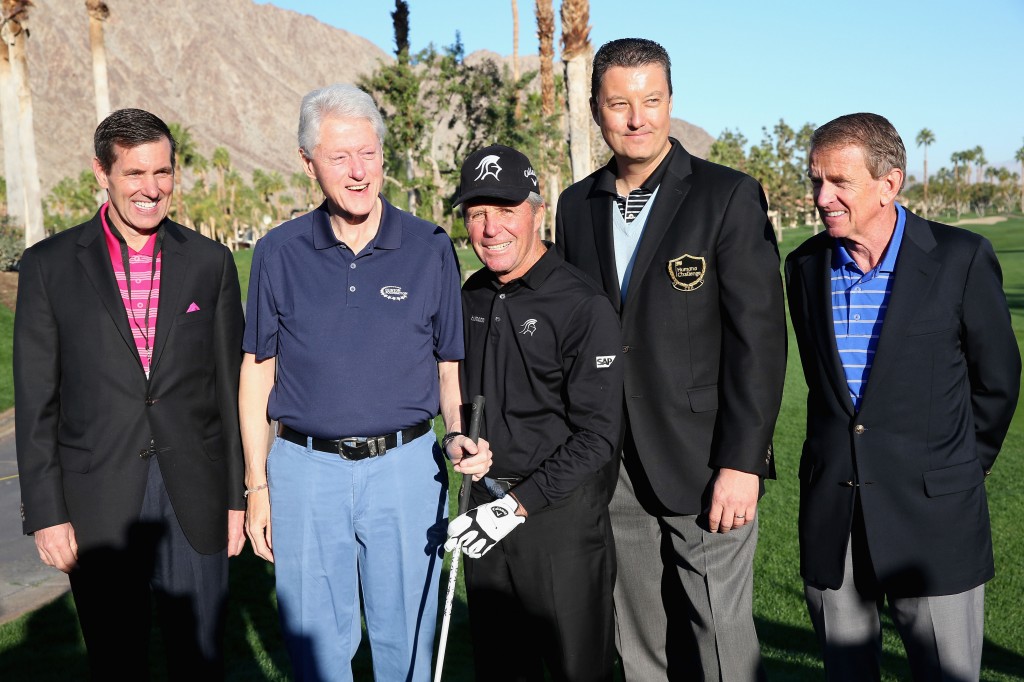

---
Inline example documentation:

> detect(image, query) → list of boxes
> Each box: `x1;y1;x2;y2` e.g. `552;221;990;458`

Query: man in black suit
555;38;786;680
786;112;1020;680
15;108;245;679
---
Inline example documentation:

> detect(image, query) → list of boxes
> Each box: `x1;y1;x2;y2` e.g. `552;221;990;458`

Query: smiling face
93;138;174;239
808;144;902;243
465;198;546;284
591;63;673;169
301;116;383;225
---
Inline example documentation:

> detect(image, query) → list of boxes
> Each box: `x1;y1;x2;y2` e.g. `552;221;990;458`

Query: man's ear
91;157;109;190
590;97;600;126
880;167;904;206
299;148;317;181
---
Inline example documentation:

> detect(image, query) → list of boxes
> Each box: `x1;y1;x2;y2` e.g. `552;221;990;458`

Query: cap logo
474;155;503;182
524;167;538;187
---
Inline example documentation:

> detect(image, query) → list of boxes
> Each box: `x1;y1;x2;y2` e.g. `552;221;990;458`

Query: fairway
2;218;1023;680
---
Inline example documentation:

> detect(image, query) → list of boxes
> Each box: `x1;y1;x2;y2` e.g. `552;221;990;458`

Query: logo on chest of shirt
470;315;486;323
596;355;616;369
667;254;707;292
518;318;538;336
380;285;408;301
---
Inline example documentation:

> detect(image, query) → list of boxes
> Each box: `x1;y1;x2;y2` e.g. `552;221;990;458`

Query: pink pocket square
186;302;201;313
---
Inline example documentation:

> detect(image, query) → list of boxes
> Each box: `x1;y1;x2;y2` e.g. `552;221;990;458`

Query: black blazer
785;209;1020;597
14;212;244;555
556;139;787;514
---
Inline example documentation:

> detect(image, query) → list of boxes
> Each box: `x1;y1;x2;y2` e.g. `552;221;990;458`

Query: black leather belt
279;420;431;460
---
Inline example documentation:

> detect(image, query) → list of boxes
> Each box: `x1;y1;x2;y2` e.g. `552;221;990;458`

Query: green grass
3;218;1024;679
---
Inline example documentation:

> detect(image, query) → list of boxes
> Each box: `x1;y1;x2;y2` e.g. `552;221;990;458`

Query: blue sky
259;0;1024;178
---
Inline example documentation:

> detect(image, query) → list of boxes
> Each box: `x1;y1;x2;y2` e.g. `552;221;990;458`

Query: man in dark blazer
555;38;787;681
14;108;245;679
786;112;1020;681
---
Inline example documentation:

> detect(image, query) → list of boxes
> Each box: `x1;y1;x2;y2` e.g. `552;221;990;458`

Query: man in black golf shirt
443;144;624;681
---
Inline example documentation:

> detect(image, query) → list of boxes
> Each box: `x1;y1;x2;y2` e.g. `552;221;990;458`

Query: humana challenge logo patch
380;285;408;301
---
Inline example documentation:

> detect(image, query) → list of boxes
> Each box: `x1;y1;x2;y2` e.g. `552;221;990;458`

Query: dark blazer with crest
14;212;245;555
555;138;787;514
785;208;1020;597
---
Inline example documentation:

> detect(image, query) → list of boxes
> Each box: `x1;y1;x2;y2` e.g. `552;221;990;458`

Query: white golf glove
444;497;525;558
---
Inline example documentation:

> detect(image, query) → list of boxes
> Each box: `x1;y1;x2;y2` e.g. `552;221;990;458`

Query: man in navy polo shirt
238;83;490;682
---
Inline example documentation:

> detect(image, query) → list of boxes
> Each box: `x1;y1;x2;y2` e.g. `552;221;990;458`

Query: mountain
12;0;389;191
11;0;713;194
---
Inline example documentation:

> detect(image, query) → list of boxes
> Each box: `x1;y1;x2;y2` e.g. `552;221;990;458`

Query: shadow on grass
3;560;1021;680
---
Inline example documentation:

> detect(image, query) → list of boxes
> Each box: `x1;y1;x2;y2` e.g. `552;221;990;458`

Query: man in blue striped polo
785;112;1020;681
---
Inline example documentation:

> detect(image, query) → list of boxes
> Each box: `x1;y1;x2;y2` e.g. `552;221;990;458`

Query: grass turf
2;217;1023;679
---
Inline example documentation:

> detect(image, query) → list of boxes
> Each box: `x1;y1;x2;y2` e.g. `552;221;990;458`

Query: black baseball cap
452;144;539;207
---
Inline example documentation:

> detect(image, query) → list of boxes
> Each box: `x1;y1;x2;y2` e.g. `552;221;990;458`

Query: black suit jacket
785;209;1020;596
556;139;787;514
14;212;244;555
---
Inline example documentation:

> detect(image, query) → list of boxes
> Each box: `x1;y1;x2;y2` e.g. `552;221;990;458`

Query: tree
536;0;560;239
972;145;986;186
1015;140;1024;213
211;145;230;208
85;0;111;123
0;39;23;225
708;129;749;173
560;0;591;182
167;122;200;223
915;128;934;216
2;0;44;246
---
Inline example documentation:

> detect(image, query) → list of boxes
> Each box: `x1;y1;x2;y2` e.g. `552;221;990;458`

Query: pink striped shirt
101;203;161;377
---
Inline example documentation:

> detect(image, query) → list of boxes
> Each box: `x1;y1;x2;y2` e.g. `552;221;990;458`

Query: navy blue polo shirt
243;198;463;438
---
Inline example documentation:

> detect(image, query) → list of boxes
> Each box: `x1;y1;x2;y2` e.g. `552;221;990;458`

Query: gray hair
810;113;906;192
298;84;386;160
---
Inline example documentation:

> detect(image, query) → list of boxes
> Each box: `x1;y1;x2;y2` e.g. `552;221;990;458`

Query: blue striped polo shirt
831;203;906;410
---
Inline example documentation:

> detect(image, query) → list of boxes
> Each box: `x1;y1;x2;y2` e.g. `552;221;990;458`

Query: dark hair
591;38;672;101
810;113;906;190
94;108;177;173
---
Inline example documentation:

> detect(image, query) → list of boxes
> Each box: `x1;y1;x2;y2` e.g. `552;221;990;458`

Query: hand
34;522;78;573
227;509;246;557
244;487;274;563
444;496;524;558
707;468;759;533
446;436;493;481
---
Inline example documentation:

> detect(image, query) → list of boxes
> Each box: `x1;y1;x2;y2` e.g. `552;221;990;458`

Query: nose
482;214;502;237
140;173;161;197
627;102;646;130
349;156;366;181
813;183;831;207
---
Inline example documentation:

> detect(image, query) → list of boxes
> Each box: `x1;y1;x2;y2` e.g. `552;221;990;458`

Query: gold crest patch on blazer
667;254;706;291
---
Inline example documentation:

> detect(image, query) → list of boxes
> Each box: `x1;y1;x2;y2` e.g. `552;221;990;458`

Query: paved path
0;409;71;625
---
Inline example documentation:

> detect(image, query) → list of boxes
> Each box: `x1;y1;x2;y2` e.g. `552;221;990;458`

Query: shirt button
853;314;861;321
854;286;861;292
494;316;501;322
622;345;630;353
499;293;505;299
145;397;155;406
350;263;356;269
854;424;865;435
349;286;356;292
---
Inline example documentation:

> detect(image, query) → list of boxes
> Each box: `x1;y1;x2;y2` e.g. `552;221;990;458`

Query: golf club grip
459;395;485;515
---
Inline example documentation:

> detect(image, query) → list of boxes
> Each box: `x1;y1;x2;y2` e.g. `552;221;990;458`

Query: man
14;108;245;678
555;38;787;680
786;113;1020;680
239;83;487;681
443;144;624;681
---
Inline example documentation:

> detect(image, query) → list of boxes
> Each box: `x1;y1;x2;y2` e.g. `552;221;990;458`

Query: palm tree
560;0;591;182
167;122;199;223
0;41;23;225
511;0;521;119
915;128;934;216
972;145;986;185
1015;141;1024;213
211;146;230;208
536;0;559;240
84;0;111;123
2;0;43;246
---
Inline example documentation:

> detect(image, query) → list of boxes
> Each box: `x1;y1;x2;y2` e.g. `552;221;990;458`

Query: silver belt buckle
367;436;387;456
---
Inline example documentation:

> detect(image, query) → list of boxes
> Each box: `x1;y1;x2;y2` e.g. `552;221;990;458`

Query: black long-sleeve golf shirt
461;245;624;513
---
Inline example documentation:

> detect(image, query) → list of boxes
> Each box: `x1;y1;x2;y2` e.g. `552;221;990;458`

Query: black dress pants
464;475;615;682
69;459;228;681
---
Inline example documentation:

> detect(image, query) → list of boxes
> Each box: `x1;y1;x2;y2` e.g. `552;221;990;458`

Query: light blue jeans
268;430;448;682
